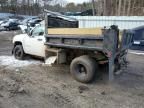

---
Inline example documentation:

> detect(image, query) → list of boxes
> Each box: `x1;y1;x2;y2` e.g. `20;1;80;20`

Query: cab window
32;25;44;36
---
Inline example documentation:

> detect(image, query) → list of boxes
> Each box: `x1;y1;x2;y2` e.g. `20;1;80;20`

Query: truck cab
12;25;46;59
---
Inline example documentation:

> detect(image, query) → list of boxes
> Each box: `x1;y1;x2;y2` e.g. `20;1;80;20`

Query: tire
70;55;98;83
13;45;25;60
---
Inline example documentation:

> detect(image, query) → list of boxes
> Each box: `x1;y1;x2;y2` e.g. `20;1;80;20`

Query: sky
65;0;90;4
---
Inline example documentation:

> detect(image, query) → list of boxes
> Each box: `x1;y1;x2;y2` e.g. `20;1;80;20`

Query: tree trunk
91;0;96;16
131;0;136;15
127;0;131;16
103;0;106;15
97;0;103;16
118;0;122;16
115;0;118;15
123;0;127;15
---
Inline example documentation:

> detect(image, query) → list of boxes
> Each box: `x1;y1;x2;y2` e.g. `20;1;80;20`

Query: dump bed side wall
45;35;104;51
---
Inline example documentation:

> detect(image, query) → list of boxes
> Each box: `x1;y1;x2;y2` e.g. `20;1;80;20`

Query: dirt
0;31;144;108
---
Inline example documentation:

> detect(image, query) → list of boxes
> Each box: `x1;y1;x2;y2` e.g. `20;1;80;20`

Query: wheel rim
15;48;22;58
76;64;87;76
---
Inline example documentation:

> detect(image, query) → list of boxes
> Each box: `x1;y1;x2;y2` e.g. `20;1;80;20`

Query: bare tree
123;0;127;15
97;0;104;16
118;0;122;15
91;0;96;16
127;0;131;15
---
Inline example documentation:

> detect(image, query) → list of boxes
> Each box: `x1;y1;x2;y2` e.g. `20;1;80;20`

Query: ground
0;31;144;108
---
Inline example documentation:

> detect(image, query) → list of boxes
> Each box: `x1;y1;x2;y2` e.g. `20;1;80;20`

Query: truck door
24;25;46;57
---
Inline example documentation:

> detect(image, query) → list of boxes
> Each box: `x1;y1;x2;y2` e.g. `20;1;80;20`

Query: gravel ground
0;31;144;108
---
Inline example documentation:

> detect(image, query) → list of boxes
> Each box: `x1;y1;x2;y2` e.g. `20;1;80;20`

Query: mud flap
108;57;115;81
103;26;119;81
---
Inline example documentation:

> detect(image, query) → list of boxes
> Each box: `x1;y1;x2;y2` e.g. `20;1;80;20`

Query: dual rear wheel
70;55;98;83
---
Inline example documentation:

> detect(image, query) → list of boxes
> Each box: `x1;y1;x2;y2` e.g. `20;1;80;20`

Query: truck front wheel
13;45;25;60
70;55;98;83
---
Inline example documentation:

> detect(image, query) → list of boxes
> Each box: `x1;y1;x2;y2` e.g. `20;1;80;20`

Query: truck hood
19;25;27;33
13;34;28;44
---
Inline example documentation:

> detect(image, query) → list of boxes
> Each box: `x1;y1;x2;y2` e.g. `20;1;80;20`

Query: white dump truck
12;10;134;83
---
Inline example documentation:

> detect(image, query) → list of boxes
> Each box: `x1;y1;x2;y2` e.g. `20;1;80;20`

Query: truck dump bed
44;10;134;81
45;27;133;53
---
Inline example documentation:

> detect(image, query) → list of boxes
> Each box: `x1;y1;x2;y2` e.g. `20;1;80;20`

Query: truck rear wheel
13;45;25;60
70;55;98;83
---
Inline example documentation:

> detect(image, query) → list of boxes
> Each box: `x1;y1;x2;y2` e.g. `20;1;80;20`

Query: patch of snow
0;56;42;68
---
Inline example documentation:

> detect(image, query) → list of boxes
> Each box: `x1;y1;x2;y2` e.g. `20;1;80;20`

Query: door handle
37;39;42;41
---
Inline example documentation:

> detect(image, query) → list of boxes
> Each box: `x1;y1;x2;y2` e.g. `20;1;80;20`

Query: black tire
13;45;25;60
70;55;98;83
